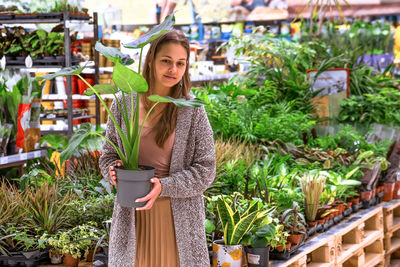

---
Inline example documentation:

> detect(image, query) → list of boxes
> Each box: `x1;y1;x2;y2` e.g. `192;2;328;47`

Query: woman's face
153;42;187;92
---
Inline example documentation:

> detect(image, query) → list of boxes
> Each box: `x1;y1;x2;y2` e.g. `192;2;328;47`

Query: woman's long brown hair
141;30;191;147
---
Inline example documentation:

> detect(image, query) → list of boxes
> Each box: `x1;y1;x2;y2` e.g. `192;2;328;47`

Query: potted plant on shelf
213;195;272;267
300;170;328;226
242;216;276;267
270;224;289;252
35;14;205;208
279;202;307;245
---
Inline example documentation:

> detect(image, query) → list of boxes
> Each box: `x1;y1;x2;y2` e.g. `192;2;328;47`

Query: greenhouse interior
1;0;400;267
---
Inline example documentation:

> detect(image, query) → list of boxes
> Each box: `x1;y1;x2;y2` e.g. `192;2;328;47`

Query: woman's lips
164;75;176;80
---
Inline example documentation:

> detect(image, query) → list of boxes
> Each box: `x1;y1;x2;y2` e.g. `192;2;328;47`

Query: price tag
20;153;28;160
0;156;8;165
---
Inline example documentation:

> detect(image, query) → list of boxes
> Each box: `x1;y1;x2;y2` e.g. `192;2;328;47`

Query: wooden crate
383;200;400;233
384;229;400;255
336;238;384;267
270;235;335;267
385;249;400;267
333;206;384;266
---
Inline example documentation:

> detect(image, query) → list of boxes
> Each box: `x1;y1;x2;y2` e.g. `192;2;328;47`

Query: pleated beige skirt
135;197;180;267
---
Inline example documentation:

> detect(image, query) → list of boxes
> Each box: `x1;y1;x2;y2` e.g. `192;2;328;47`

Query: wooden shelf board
307;262;333;267
337;230;382;264
389;238;400;254
364;253;384;267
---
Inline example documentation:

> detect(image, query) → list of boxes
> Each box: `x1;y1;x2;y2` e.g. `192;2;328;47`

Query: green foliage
15;168;53;191
66;195;114;228
216;194;272;245
338;88;400;127
40;222;105;259
195;80;316;144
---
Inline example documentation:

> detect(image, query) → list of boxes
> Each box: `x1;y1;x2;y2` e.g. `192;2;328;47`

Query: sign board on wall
307;68;350;121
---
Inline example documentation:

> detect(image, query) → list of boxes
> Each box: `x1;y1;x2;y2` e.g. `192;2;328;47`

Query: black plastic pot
343;208;352;217
116;165;155;208
307;225;317;237
245;246;269;267
0;249;49;267
7;141;16;155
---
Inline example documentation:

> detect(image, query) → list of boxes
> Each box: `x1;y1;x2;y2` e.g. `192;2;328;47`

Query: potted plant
242;216;276;267
40;223;102;267
39;232;64;264
279;202;306;245
300;170;328;224
213;195;271;267
36;14;205;208
270;224;289;252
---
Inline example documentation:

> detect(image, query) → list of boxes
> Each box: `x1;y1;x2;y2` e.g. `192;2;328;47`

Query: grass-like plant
299;170;328;222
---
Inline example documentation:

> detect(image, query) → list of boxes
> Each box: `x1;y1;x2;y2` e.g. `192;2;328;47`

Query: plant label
0;156;8;164
34;151;41;158
20;153;28;160
0;56;6;70
247;253;260;264
25;55;33;68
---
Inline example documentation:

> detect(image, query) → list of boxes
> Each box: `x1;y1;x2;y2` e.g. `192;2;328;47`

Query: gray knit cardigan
99;92;216;267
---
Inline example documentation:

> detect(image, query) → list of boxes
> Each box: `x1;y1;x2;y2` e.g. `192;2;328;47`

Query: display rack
0;149;47;176
0;11;101;137
270;205;385;267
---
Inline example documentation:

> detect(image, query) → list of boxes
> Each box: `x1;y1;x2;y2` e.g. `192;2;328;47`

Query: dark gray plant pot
116;165;155;208
245;246;269;267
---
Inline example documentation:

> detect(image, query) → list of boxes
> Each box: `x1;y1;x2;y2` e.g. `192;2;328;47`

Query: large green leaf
95;42;134;65
35;65;86;81
84;84;119;96
229;211;258;245
123;14;175;49
112;62;148;94
216;197;235;245
148;95;205;107
60;123;92;165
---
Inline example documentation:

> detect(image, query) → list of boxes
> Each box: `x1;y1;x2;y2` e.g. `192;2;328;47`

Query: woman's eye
178;62;185;66
162;59;169;63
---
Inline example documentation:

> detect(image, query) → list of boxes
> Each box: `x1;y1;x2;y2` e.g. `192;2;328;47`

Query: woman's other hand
135;178;162;211
108;160;123;189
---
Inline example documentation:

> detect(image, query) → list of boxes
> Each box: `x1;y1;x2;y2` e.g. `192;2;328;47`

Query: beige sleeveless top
135;126;180;267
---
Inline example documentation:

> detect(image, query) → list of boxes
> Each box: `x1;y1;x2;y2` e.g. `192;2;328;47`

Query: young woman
99;30;216;267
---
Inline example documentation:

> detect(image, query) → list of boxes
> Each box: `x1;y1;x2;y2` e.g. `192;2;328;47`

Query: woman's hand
135;178;162;211
108;160;123;190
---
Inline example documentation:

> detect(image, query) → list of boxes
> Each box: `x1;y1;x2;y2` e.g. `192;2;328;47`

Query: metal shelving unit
0;11;101;137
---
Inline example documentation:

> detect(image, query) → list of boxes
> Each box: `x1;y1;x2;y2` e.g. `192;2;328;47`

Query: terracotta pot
317;218;325;225
378;185;384;193
276;242;291;252
394;181;400;199
360;191;372;201
287;234;303;245
338;204;345;213
64;254;79;267
346;202;353;209
350;197;360;205
86;247;101;262
383;182;395;202
307;221;317;227
372;189;376;198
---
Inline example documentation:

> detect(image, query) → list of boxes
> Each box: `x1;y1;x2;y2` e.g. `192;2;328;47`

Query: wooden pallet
335;238;384;267
383;200;400;233
385;249;400;267
270;206;384;267
333;205;384;266
269;234;336;267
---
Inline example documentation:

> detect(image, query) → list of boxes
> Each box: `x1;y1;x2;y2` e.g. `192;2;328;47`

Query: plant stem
77;74;129;164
